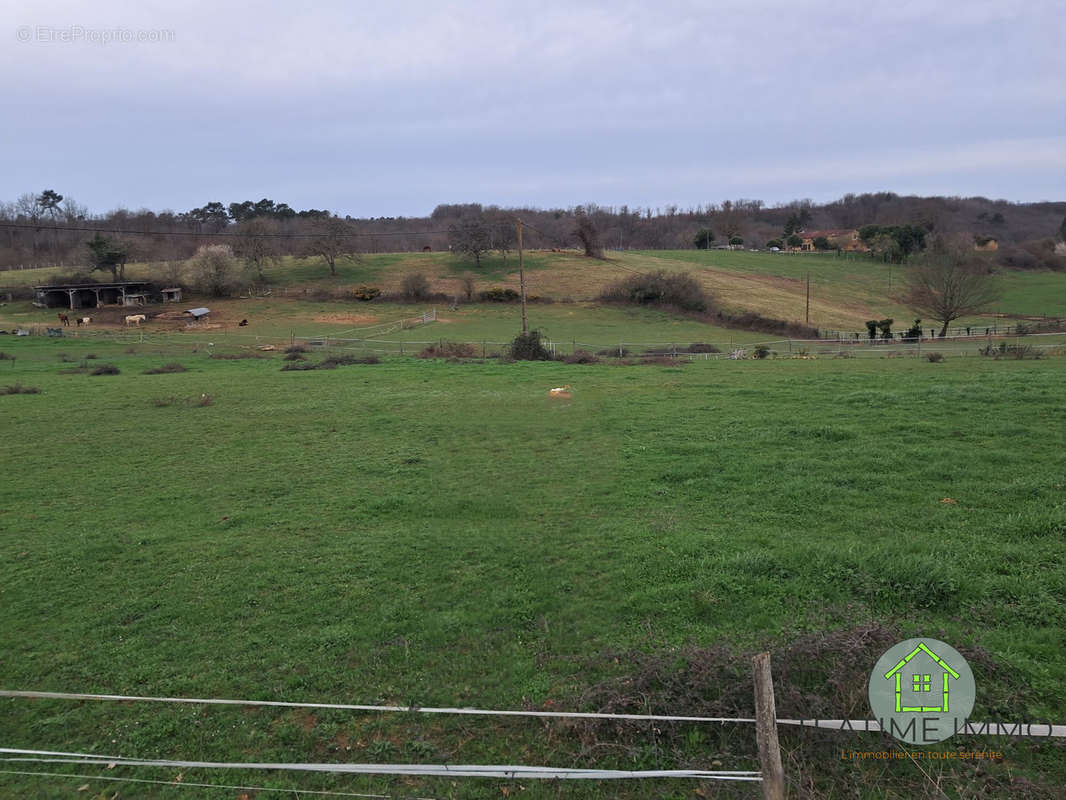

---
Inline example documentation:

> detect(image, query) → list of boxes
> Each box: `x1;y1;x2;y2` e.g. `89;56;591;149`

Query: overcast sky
3;0;1064;217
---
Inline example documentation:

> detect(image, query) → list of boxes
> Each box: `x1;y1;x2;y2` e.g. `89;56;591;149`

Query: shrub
478;287;520;303
419;341;477;359
285;344;309;354
925;352;945;362
510;330;552;361
1;383;40;395
352;285;381;301
143;362;188;374
188;244;240;297
599;271;710;313
400;272;431;302
319;355;379;368
0;352;14;362
711;311;819;339
282;355;380;370
85;353;98;359
90;364;120;375
979;342;1041;359
686;343;721;353
562;350;600;364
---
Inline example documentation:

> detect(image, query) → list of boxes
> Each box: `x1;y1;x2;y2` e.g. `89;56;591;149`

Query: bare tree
903;235;1000;337
233;218;279;282
307;217;358;276
573;209;603;258
448;217;493;268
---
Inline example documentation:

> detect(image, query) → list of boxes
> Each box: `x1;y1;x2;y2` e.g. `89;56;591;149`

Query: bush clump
686;342;721;353
478;287;521;303
90;364;121;375
352;285;382;301
143;362;188;374
925;352;945;362
320;354;380;368
281;354;380;371
1;383;40;395
285;344;309;354
562;350;600;364
418;341;477;359
0;352;14;362
400;273;431;302
711;310;819;339
510;330;553;361
599;271;710;313
979;342;1041;359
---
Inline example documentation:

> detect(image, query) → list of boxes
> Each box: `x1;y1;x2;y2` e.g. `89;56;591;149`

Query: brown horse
57;313;69;327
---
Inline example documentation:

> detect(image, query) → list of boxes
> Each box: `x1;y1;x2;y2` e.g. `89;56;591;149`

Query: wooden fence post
753;652;786;800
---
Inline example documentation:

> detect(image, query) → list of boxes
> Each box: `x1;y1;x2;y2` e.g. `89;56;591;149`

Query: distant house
184;307;211;323
799;230;868;252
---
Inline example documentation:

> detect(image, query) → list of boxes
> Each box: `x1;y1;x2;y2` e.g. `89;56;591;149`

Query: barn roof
185;307;210;318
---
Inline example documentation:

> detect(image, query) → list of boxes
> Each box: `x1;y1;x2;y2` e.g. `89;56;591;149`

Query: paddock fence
5;318;1066;364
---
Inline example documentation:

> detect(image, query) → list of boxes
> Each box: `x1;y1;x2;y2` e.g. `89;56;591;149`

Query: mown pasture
1;335;1064;798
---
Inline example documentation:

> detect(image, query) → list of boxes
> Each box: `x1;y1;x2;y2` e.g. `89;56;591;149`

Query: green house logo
869;638;975;744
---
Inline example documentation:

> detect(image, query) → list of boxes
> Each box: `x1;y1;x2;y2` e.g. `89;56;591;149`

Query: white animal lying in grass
548;384;572;398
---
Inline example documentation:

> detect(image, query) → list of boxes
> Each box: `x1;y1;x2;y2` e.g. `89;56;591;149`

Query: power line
0;222;451;240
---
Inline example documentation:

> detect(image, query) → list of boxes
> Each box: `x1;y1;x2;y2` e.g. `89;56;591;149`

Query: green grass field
1;335;1064;798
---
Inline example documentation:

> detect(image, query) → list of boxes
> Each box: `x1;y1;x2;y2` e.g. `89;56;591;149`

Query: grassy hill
4;249;1064;340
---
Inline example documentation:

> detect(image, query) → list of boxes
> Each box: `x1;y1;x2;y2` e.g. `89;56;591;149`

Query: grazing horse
238;319;248;327
57;313;70;327
124;314;147;327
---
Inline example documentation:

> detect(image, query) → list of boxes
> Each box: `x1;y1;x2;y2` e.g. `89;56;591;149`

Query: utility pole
517;218;528;334
805;271;810;325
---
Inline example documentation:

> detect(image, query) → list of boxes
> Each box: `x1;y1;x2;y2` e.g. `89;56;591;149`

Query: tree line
1;190;1064;273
